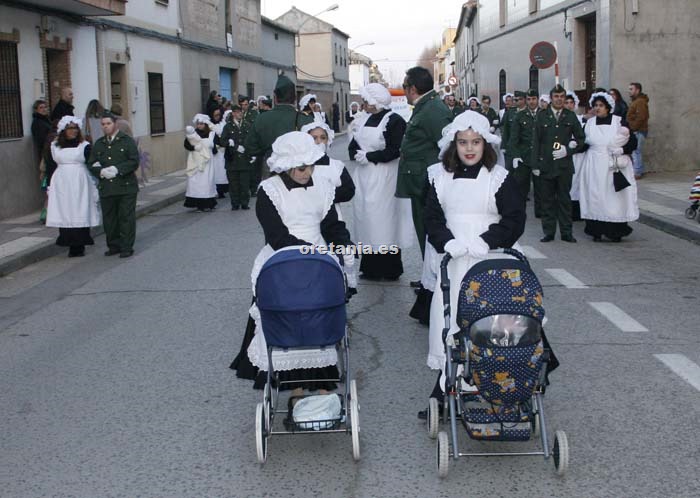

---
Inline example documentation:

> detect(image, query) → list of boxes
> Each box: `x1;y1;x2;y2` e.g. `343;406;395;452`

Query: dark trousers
504;154;513;172
101;193;137;252
513;163;543;216
540;173;573;238
228;169;251;208
249;156;263;193
410;196;426;256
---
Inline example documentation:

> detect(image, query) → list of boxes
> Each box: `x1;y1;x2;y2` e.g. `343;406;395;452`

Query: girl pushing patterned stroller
684;172;700;222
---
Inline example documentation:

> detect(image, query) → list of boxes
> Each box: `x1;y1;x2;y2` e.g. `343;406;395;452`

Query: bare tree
416;43;440;78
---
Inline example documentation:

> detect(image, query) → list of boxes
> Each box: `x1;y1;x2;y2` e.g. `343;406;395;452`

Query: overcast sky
261;0;466;86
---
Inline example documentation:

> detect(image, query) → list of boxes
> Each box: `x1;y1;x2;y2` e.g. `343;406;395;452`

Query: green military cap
514;90;526;98
550;84;566;95
274;74;295;93
526;89;538;97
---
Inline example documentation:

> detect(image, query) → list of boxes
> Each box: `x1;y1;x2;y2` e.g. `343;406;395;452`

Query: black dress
582;115;638;241
348;110;408;280
230;173;354;390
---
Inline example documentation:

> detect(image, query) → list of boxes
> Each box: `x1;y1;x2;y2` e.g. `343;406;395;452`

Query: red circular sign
529;42;557;69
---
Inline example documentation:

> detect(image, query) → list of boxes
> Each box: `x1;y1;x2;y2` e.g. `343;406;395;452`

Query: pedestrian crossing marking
546;268;587;289
589;302;649;332
654;354;700;393
521;245;547;259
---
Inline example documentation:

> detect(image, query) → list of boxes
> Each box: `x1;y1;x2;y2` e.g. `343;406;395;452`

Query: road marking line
589;302;648;332
654;354;700;392
0;236;53;259
545;268;588;289
521;245;547;259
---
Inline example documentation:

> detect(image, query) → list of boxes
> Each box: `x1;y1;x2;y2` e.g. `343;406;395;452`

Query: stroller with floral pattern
684;172;700;222
428;248;568;478
253;248;360;464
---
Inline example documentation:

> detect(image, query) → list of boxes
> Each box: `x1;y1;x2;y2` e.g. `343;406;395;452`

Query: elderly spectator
627;82;649;179
50;87;75;122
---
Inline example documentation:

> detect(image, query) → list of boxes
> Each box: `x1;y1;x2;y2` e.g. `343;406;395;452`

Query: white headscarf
566;91;580;108
589;91;615;109
223;109;232;122
267;131;325;174
359;83;392;111
192;113;213;127
57;115;83;133
437;110;501;159
299;93;317;110
256;95;267;104
502;92;514;104
300;121;335;145
539;94;551;104
467;96;480;107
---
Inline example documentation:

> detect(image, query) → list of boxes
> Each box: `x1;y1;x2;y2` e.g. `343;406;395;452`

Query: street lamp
296;4;340;46
351;41;375;50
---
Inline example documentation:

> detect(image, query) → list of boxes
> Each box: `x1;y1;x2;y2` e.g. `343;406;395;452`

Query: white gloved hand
444;239;468;258
355;150;369;165
467;237;490;259
251;156;257;161
552;147;568;160
512;158;523;170
100;166;118;179
609;146;624;157
532;169;541;176
228;139;235;147
185;126;195;135
492;119;499;125
568;140;578;149
489;126;496;133
237;145;245;154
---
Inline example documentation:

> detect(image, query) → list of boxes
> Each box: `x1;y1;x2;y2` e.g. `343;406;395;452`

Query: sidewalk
634;170;700;244
0;169;189;277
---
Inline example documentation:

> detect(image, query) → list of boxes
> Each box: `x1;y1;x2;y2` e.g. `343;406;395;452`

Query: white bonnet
57;115;83;133
299;93;317;109
223;109;232;122
350;101;359;108
267;131;324;173
256;95;267;103
437;110;501;159
467;96;480;106
539;94;551;103
589;91;615;109
300;121;335;145
192;113;213;127
566;91;580;108
502;92;514;104
359;83;392;110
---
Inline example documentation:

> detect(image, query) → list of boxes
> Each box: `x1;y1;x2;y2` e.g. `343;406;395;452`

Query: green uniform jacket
450;105;465;117
508;108;539;161
481;107;499;128
396;90;454;199
244;104;314;158
530;108;585;178
500;107;519;151
241;108;258;139
87;131;139;197
220;121;249;171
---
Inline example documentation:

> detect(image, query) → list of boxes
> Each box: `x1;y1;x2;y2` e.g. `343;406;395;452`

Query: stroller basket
256;250;346;348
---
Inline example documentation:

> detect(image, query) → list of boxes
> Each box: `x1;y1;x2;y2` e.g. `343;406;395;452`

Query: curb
0;188;186;278
638;210;700;245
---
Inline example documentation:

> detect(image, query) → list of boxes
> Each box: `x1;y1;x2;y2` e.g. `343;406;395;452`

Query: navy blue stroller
428;248;568;477
253;248;359;464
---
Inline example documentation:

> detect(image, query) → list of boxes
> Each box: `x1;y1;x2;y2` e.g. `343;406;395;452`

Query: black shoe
593;236;602;242
241;205;250;210
409;280;421;288
540;235;554;242
535;212;542;219
561;235;577;243
359;273;382;281
68;249;85;258
231;205;240;211
119;250;134;258
104;248;120;256
609;237;622;243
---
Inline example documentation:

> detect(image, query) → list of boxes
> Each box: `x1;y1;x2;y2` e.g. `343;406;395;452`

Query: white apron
185;131;217;200
579;116;639;222
351;111;415;248
570;115;585;201
46;141;101;228
247;175;339;371
427;163;515;370
212;122;228;185
313;157;346;221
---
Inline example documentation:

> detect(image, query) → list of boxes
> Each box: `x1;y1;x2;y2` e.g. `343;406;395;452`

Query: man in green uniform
531;85;585;243
87;113;139;258
509;89;543;217
397;66;454;256
244;74;314;182
502;90;526;172
220;105;251;210
443;94;464;117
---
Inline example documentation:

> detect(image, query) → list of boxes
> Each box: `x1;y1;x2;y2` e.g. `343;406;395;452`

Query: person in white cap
313;102;331;127
539;94;551;111
565;91;585;221
349;83;414;281
183;114;218;211
231;131;356;392
466;96;481;112
417;110;525;419
46;115;101;257
299;93;317;120
209;107;229;199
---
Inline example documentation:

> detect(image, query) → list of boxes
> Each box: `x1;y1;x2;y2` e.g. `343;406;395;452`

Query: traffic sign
529;42;557;69
447;75;458;86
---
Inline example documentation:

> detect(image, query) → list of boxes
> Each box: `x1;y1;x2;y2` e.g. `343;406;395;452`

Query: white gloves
444;239;468;258
185;126;195;135
552;147;568;160
489;126;496;133
100;166;119;179
492;119;499;125
228;139;235;147
609;146;624;157
568;140;578;149
92;161;102;169
355;150;369;165
467;237;490;259
237;145;245;154
532;169;541;176
512;158;523;170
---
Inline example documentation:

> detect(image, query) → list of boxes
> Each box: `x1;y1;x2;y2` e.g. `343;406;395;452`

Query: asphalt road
1;135;699;498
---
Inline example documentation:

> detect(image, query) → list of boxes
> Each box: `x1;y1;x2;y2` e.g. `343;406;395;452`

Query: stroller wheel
427;397;440;439
255;402;268;464
685;207;697;219
553;430;569;476
350;380;361;461
437;431;450;478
